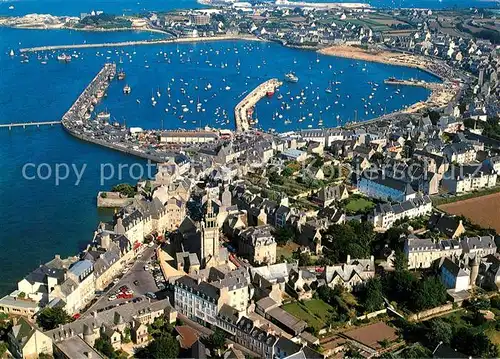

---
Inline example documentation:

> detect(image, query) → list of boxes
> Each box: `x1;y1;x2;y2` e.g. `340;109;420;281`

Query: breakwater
19;34;262;53
61;63;170;162
234;79;283;132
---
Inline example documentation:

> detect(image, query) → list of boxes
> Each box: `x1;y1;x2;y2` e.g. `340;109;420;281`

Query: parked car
108;294;117;301
145;292;157;299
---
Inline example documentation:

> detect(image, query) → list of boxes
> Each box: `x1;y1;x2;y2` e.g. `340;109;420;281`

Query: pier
61;63;172;162
384;78;443;91
19;35;261;53
234;79;283;132
0;121;61;130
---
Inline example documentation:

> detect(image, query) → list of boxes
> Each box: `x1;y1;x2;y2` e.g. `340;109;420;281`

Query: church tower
470;255;479;289
201;199;220;268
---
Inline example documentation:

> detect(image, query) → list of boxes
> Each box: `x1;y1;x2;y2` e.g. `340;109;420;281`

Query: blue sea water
0;0;459;295
0;0;497;17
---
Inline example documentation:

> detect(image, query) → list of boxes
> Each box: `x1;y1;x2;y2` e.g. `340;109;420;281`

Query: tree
399;343;432;358
322;221;375;263
297;252;313;266
393;250;408;272
18;292;26;299
452;327;498;358
273;226;295;245
412;277;447;312
36;307;71;330
425;319;453;347
0;342;8;357
381;269;416;308
282;167;294;177
269;172;284;185
94;337;116;358
345;346;364;358
138;333;180;359
111;183;136;198
122;327;131;344
207;328;226;350
361;278;384;312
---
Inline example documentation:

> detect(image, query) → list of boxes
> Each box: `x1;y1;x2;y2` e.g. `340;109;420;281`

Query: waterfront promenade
234;79;283;132
19;34;262;53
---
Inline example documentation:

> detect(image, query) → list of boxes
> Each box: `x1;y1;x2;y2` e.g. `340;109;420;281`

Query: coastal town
0;0;499;359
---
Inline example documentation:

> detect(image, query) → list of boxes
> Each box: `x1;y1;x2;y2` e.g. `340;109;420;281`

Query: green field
282;299;335;332
345;197;375;213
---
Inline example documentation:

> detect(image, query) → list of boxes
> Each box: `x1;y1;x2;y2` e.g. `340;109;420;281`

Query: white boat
8;5;14;10
123;85;131;94
9;49;14;57
57;53;71;62
284;73;298;83
97;111;111;120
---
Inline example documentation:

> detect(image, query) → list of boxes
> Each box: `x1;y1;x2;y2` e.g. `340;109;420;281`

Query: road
178;314;260;358
83;245;161;316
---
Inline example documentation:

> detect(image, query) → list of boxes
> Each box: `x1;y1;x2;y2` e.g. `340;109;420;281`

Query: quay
234;78;283;132
384;78;444;91
61;63;169;162
19;34;261;53
0;121;61;130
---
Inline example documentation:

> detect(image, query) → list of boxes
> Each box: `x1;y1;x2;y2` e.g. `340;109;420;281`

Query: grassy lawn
345;197;375;213
486;328;500;346
303;299;335;318
283;302;328;330
277;242;300;260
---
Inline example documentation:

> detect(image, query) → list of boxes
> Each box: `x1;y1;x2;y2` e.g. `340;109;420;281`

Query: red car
117;293;133;300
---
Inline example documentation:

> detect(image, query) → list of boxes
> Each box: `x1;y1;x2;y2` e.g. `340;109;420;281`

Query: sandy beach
318;45;460;113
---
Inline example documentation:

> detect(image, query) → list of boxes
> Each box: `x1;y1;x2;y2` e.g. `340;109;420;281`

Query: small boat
284;72;299;83
97;111;111;120
57;54;71;62
8;5;14;10
266;91;274;98
117;71;126;80
123;85;131;94
9;49;14;57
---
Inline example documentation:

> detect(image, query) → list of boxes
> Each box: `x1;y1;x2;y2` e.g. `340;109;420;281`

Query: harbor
0;28;445;294
234;78;283;132
61;63;175;162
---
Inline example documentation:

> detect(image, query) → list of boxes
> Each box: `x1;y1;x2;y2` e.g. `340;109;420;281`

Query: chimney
346;254;351;263
85;351;92;358
92;311;97;319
